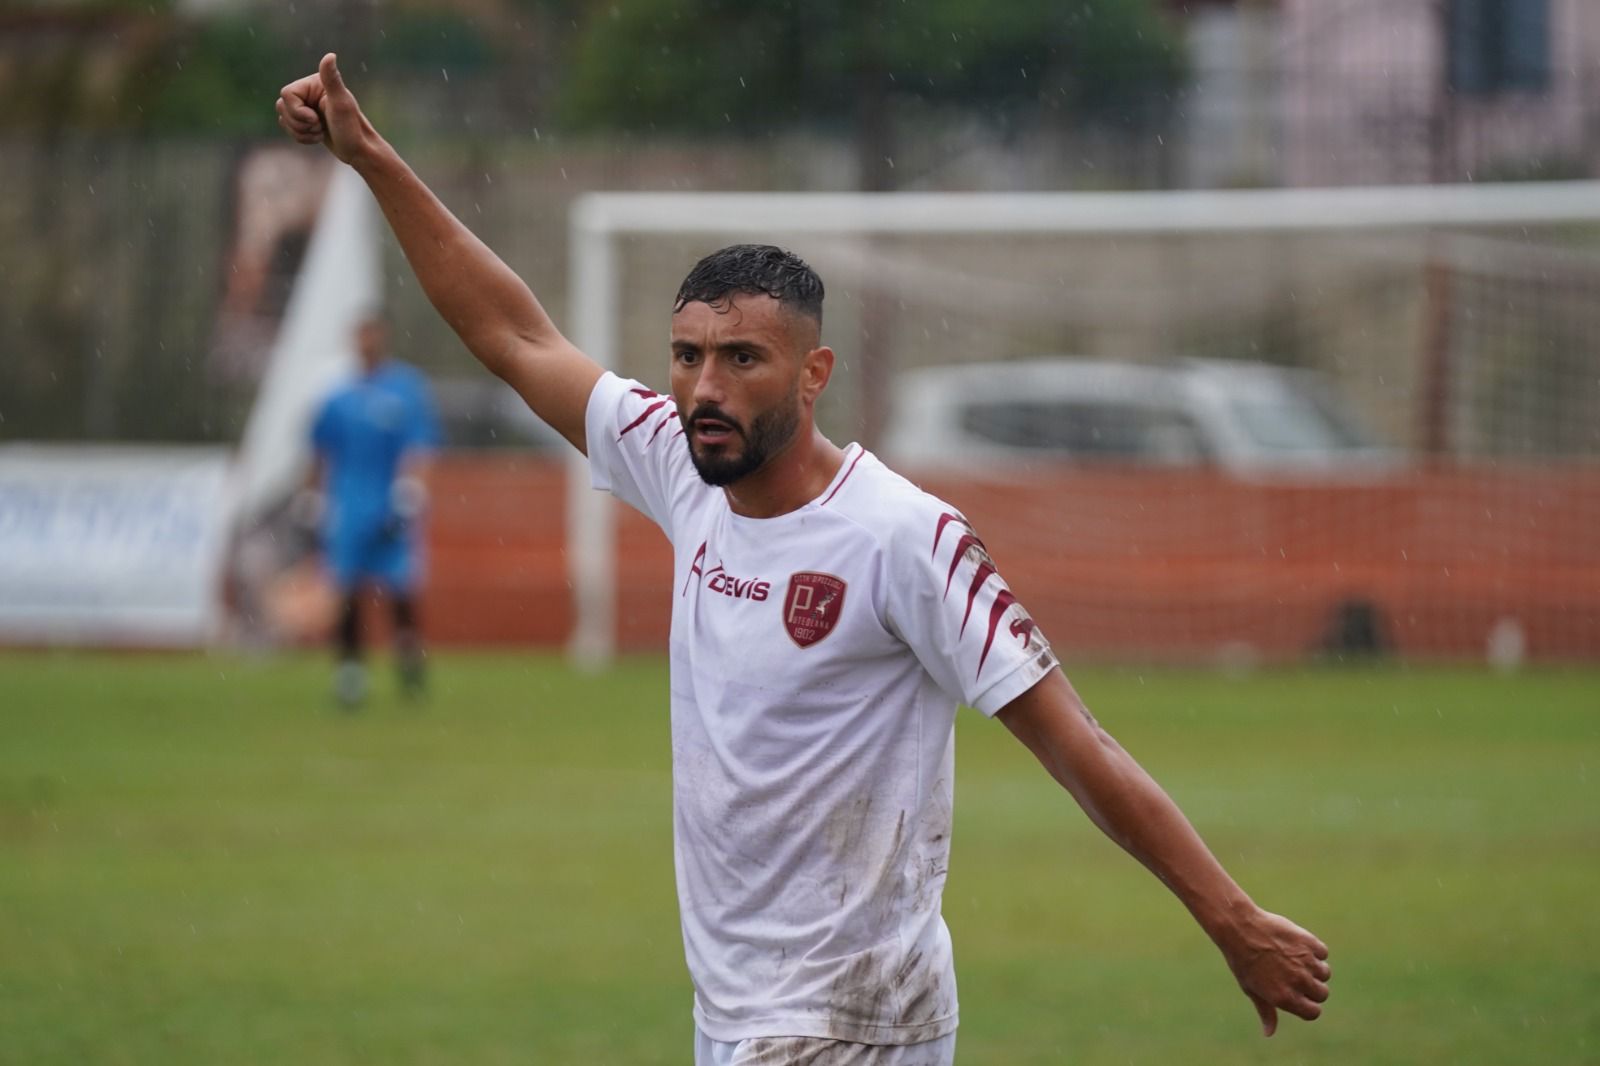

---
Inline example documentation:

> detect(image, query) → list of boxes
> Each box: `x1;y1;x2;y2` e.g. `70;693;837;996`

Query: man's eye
733;351;755;366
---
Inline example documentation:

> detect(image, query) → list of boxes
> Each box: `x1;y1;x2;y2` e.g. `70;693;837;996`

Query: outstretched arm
996;669;1331;1037
276;54;602;453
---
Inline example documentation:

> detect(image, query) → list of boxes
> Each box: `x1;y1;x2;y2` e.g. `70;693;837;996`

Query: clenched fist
1221;908;1332;1036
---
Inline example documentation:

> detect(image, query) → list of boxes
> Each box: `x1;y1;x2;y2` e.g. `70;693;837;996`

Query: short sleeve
884;502;1058;716
584;371;698;539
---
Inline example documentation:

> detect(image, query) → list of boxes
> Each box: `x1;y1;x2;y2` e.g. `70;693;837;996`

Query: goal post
566;181;1600;666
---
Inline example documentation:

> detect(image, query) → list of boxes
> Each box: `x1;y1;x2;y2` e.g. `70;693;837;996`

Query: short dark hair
673;244;824;325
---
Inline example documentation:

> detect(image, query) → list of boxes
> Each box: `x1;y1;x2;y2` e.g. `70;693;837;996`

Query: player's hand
391;476;428;522
276;53;378;166
380;477;428;540
1220;908;1330;1036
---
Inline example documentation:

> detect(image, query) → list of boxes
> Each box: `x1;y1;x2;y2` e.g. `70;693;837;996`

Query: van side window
959;401;1209;462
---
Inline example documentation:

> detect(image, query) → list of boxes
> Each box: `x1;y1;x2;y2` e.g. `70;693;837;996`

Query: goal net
565;182;1600;666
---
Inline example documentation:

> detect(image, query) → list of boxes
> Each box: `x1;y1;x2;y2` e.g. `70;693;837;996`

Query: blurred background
2;4;1599;1064
2;0;1597;663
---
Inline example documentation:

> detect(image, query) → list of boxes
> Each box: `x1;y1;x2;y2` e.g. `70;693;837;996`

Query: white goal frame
564;180;1600;664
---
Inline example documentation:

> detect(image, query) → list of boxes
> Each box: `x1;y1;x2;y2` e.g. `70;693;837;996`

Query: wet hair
673;244;824;326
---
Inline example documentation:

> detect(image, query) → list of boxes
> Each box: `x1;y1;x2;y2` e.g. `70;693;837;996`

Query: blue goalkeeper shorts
326;517;421;593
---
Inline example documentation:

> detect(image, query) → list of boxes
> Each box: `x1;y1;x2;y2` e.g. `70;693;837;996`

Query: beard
682;392;801;487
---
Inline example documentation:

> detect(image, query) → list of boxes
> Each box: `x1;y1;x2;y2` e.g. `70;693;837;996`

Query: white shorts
694;1029;957;1066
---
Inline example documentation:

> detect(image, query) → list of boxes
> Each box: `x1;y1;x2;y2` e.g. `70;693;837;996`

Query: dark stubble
682;384;801;487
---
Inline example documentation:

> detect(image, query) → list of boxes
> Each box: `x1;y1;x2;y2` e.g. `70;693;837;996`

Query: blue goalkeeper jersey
311;360;440;586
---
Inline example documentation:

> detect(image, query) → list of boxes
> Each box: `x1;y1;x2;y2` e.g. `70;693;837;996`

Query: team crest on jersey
783;572;847;648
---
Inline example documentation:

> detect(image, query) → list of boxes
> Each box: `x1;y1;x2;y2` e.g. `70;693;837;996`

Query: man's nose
692;356;729;406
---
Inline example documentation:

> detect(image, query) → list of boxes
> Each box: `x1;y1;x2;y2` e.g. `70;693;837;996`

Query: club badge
783;571;847;648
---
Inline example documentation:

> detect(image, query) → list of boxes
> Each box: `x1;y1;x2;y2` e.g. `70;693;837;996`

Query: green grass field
1;652;1595;1065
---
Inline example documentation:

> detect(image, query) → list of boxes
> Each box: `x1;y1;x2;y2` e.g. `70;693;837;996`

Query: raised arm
276;54;602;453
996;669;1331;1037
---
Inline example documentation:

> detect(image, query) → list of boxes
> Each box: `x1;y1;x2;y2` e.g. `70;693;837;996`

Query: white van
882;357;1398;475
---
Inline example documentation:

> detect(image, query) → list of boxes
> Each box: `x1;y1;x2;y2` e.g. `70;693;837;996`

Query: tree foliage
559;0;1186;134
0;5;498;135
133;18;307;136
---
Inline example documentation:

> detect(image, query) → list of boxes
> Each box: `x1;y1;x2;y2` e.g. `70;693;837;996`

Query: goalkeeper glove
384;476;428;537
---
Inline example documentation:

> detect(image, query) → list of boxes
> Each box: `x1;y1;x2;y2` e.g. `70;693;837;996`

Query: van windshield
1225;390;1371;454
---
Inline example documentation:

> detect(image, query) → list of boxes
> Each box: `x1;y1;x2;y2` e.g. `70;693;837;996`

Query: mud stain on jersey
821;792;875;862
868;810;907;895
820;936;950;1042
820;946;893;1042
733;1034;950;1065
897;956;941;1026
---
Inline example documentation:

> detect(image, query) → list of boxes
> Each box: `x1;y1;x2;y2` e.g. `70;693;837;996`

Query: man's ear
801;345;835;403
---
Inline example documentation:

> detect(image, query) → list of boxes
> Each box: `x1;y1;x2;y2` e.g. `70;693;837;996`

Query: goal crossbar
574;181;1600;237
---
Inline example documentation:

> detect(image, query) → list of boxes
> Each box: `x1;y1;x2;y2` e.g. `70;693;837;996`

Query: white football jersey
586;373;1058;1045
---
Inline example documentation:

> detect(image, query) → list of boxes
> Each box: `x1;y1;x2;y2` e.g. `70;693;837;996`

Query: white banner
0;445;234;645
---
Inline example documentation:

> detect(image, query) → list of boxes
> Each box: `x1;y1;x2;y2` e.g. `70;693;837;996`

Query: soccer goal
566;181;1600;666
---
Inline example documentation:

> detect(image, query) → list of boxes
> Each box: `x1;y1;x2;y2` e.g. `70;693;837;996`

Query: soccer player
278;55;1330;1063
303;311;441;706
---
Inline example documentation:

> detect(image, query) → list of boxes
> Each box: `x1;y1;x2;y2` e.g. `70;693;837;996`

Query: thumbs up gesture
276;53;379;166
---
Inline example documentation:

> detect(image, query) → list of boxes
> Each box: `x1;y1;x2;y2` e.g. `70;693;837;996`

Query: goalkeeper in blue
303;312;441;707
279;54;1330;1063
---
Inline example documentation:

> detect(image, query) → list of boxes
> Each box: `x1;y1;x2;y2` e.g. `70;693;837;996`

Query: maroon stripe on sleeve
933;511;987;562
618;399;670;439
943;533;985;596
646;412;677;446
978;588;1020;678
960;559;1000;636
932;512;968;559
